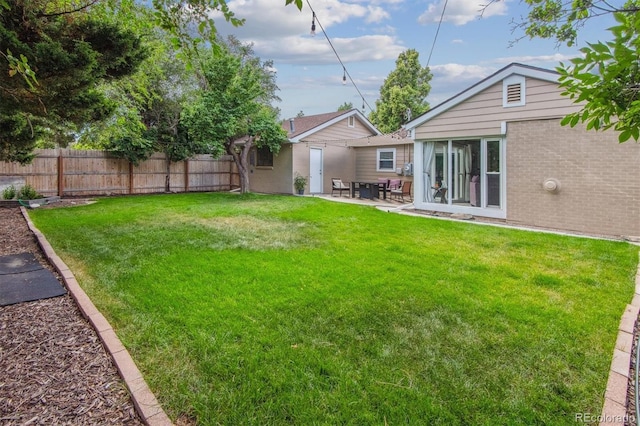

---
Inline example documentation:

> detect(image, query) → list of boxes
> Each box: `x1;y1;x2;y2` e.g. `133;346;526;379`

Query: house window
503;75;526;107
348;116;355;127
377;148;396;172
256;146;273;167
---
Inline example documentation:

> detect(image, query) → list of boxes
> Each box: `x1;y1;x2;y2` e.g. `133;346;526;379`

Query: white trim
376;148;396;172
413;138;506;219
413;201;507;219
403;63;559;130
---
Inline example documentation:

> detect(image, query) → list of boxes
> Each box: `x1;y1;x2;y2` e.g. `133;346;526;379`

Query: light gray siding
415;78;582;140
307;117;374;141
354;144;414;182
249;143;294;194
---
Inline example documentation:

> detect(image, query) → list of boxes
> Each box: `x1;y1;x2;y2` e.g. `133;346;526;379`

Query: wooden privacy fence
0;149;239;197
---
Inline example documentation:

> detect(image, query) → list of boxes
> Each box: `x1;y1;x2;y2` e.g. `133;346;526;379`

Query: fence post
184;159;189;193
57;151;64;196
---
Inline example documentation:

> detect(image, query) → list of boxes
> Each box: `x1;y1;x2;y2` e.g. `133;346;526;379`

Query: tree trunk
165;158;171;192
227;137;254;194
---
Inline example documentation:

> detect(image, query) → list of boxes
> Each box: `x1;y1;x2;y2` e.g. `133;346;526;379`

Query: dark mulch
0;205;143;425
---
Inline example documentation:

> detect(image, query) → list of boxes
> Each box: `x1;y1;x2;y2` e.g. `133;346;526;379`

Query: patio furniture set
331;178;412;202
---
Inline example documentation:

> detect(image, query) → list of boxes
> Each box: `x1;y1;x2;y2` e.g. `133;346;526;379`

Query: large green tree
0;0;147;163
1;0;305;164
369;49;432;134
182;44;287;193
507;0;640;142
84;31;208;191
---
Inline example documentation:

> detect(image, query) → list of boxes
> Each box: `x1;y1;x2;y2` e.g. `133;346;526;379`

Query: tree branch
38;0;101;18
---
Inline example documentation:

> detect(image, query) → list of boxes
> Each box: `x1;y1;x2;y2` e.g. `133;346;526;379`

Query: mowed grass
29;193;639;425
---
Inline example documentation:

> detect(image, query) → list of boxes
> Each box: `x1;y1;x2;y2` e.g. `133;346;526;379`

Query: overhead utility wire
305;0;374;113
426;0;448;67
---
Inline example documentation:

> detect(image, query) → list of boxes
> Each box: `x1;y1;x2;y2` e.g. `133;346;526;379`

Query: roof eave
290;109;380;141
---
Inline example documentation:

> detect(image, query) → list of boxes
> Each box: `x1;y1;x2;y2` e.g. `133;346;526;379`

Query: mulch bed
0;204;143;425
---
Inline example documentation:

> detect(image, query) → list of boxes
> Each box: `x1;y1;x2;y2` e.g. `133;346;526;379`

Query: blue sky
214;0;616;122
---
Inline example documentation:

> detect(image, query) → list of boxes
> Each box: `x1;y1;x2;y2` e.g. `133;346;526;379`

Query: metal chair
331;178;350;197
391;181;412;202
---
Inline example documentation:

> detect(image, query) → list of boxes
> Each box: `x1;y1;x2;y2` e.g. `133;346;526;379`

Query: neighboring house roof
283;109;381;142
403;63;560;130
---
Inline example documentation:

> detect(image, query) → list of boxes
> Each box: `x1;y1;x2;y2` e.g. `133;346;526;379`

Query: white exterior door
309;148;323;193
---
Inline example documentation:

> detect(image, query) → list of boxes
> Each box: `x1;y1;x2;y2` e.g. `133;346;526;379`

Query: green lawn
29;193;639;425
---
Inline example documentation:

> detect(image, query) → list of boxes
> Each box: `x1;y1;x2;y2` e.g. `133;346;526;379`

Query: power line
426;0;448;67
305;0;374;113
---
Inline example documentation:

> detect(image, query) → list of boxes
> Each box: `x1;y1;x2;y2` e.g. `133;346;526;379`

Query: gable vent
506;83;521;104
503;75;526;107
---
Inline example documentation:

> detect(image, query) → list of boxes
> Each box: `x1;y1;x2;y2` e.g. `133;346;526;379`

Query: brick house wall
506;119;640;238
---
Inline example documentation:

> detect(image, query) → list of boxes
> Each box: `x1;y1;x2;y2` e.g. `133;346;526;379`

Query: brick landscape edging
20;207;173;426
600;252;640;426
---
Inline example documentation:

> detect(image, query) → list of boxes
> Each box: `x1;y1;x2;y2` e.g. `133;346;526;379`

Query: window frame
348;116;355;127
376;148;396;172
256;146;274;168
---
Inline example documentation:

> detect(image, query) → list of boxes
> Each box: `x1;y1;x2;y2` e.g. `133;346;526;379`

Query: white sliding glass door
420;138;504;217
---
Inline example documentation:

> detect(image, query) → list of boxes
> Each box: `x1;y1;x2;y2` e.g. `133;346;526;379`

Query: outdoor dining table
351;181;387;200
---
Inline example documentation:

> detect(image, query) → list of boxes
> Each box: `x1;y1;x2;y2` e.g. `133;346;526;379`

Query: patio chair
331;178;350;197
391;181;412;202
377;178;389;198
433;186;447;204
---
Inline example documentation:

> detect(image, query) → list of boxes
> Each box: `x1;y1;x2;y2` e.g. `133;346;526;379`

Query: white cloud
418;0;508;26
450;39;464;44
253;35;405;64
217;0;391;40
365;5;390;23
212;0;403;65
429;63;495;83
492;53;579;65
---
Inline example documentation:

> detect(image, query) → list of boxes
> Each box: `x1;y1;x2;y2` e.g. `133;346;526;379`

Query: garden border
20;207;173;426
600;255;640;426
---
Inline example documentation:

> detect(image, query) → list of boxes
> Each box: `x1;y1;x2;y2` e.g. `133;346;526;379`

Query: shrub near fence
0;149;239;197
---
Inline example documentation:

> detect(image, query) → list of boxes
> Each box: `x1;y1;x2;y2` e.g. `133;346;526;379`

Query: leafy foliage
337;102;353;111
17;184;40;200
507;0;640;142
557;11;640;142
2;184;16;200
182;43;287;193
0;1;148;164
368;49;432;134
0;0;304;165
511;0;640;47
105;136;155;167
